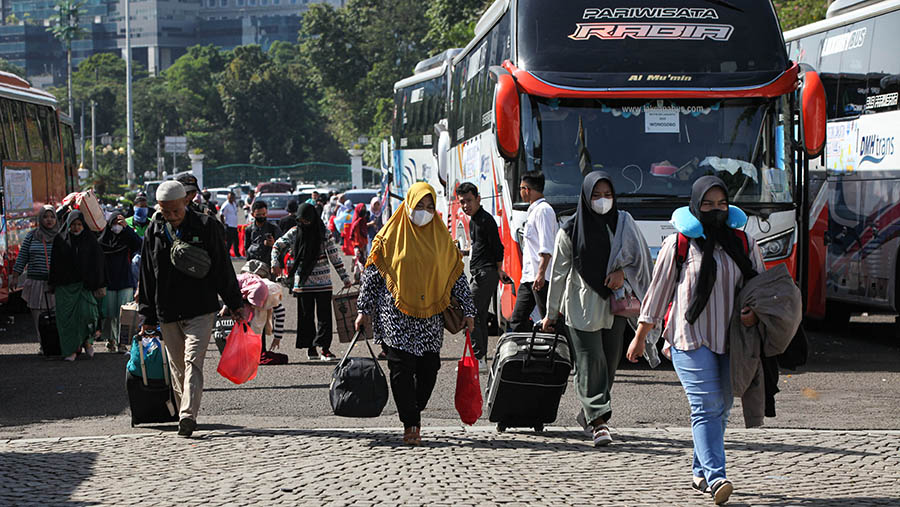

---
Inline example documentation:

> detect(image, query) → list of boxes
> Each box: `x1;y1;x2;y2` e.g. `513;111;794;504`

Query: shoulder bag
166;222;211;279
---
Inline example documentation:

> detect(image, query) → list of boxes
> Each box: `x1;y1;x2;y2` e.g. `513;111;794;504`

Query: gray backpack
166;221;211;279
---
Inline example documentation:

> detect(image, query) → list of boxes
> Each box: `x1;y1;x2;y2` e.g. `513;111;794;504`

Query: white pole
124;0;134;187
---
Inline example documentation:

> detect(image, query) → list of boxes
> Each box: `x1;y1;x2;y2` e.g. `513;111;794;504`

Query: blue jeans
671;346;733;485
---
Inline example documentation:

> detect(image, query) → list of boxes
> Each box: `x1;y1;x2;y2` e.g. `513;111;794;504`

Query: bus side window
9;101;29;161
24;103;45;162
41;107;61;162
0;100;9;161
819;28;843;118
867;10;900;112
836;20;874;119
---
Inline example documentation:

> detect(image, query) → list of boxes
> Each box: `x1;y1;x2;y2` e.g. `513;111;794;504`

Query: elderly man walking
138;181;244;437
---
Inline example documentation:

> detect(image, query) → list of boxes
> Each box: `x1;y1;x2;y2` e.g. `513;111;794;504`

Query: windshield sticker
411;88;424;103
866;92;898;111
821;27;866;57
645;108;679;134
600;102;720;118
569;23;733;41
700;157;758;184
582;7;719;19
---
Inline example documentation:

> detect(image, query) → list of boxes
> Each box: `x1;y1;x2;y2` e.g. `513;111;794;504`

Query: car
205;187;234;211
254;193;299;223
256;181;293;194
340;189;380;207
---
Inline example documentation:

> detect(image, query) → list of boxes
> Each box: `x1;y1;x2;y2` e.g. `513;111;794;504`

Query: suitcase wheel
533;424;544;433
497;423;507;433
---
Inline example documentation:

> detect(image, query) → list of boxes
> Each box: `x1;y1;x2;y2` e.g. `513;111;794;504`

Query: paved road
1;258;898;437
1;426;898;506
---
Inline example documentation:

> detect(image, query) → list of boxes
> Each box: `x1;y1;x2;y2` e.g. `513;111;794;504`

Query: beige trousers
160;312;216;421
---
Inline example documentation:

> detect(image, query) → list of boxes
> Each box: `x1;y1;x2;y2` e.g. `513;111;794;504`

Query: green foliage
423;0;491;52
0;58;26;78
774;0;828;31
46;0;87;48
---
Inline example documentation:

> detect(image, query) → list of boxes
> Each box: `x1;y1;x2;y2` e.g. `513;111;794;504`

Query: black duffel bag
329;330;388;418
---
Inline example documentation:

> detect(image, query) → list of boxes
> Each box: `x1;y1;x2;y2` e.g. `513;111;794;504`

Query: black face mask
255;216;267;225
699;209;728;229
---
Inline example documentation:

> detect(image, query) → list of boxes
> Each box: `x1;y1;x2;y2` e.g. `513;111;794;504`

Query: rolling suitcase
38;292;61;356
126;333;178;427
485;325;572;432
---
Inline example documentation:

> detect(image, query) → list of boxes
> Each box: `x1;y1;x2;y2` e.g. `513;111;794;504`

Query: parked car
254;193;297;223
206;187;233;211
341;189;379;207
256;181;293;195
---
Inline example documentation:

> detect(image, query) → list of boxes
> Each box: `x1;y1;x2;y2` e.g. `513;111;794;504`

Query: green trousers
569;316;627;425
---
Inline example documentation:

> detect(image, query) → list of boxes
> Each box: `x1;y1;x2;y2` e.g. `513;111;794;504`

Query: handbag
166;222;212;279
442;297;466;334
610;289;642;318
454;331;482;425
329;330;389;418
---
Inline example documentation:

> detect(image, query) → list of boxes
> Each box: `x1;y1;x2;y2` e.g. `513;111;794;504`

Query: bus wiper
619;193;685;200
702;0;743;12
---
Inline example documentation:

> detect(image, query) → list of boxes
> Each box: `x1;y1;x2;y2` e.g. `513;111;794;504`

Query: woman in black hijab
48;210;107;361
542;171;652;447
627;176;765;504
271;203;352;360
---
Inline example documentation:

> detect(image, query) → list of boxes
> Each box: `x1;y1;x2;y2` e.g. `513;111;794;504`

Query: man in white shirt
510;170;558;331
220;191;240;257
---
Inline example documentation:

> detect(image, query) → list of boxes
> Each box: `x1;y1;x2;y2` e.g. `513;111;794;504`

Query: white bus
786;0;900;326
390;49;461;216
440;0;827;322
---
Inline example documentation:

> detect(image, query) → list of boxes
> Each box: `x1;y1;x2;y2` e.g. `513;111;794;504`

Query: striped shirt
639;233;765;355
13;231;53;281
270;226;349;292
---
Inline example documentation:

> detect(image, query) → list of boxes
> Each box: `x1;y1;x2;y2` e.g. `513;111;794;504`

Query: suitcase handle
337;327;378;368
524;322;562;370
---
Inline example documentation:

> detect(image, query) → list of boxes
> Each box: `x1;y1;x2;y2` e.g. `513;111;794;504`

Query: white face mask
111;225;124;234
409;209;434;227
591;197;614;215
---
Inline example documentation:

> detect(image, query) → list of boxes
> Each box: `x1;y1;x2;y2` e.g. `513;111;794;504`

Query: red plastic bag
217;322;262;384
455;332;482;425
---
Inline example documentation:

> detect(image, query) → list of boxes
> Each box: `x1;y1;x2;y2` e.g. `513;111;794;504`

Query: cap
156;181;187;202
175;174;200;193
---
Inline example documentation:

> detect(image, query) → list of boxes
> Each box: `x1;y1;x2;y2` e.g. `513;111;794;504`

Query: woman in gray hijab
10;205;60;352
542;171;652;447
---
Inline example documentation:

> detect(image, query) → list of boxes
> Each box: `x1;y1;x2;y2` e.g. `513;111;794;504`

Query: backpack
165;216;212;279
664;230;750;329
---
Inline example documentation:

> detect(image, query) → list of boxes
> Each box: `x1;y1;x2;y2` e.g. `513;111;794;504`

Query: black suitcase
485;325;572;432
38;310;61;356
126;334;178;427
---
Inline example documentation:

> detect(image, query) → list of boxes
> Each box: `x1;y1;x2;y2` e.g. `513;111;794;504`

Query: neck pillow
670;205;748;239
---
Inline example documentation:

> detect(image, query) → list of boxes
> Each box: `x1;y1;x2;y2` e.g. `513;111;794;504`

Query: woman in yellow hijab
356;182;475;445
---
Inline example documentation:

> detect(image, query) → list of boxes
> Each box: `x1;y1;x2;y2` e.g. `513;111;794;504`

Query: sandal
402;426;421;446
710;479;734;505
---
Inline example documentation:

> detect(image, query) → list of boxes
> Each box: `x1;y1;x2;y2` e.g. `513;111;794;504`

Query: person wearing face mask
98;211;143;352
355;182;476;446
626;176;765;505
48;211;107;361
541;171;652;447
244;200;282;266
11;205;60;353
126;194;151;238
271;203;352;360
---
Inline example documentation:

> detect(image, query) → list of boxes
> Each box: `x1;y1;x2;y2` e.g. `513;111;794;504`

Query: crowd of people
8;166;799;505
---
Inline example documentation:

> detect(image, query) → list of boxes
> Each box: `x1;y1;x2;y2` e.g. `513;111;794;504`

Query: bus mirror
489;66;520;161
800;70;827;158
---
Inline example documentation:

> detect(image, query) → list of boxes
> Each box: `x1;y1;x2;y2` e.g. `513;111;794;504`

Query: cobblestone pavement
1;426;898;506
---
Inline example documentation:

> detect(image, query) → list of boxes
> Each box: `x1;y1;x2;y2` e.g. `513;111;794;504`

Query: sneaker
177;418;196;438
692;477;710;495
63;353;77;362
575;411;592;437
710;479;733;505
320;350;337;361
592;424;612;447
306;348;319;360
478;358;488;373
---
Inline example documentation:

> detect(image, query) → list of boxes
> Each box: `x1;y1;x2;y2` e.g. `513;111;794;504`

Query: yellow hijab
367;182;463;318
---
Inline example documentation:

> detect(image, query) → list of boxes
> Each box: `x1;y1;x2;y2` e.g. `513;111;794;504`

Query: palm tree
47;0;86;118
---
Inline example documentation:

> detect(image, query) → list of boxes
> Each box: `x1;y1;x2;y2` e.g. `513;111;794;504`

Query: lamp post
124;0;134;188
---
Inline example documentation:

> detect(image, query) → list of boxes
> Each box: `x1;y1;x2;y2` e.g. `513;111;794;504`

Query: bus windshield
521;97;793;206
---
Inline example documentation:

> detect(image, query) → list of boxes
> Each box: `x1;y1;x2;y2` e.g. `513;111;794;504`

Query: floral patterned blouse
357;265;476;356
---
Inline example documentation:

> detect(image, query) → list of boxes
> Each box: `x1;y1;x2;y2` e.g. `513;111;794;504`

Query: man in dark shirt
244;200;282;266
457;182;505;370
139;181;243;438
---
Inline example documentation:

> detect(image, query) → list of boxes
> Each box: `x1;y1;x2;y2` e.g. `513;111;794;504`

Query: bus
391;49;461;216
0;71;78;306
785;0;900;326
440;0;827;323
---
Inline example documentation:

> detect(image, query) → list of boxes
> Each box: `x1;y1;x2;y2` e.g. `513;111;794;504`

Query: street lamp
77;161;88;182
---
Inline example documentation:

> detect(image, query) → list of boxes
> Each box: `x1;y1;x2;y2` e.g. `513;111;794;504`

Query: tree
47;0;86;118
423;0;491;51
0;58;26;78
774;0;828;31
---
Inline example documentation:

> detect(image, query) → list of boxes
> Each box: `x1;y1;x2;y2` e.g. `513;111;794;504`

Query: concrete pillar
147;45;159;76
189;152;205;189
348;148;364;189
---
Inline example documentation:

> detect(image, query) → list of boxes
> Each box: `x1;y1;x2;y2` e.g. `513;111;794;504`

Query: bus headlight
758;228;794;261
